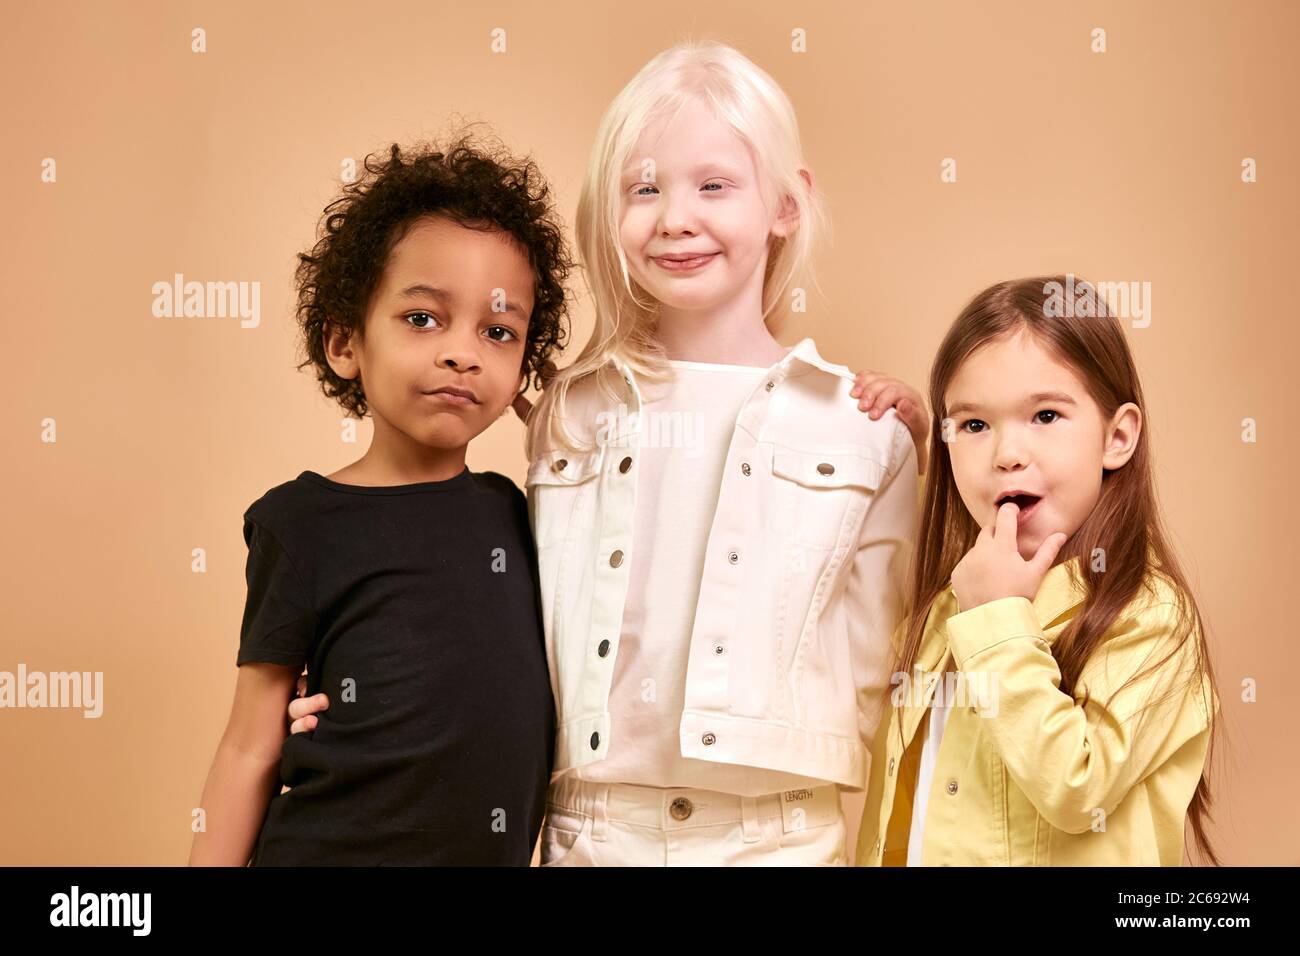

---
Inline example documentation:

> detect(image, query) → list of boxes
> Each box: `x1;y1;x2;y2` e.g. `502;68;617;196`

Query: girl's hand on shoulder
849;370;929;475
951;503;1068;612
287;671;329;735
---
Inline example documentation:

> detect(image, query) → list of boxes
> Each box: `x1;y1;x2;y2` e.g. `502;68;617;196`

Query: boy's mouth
421;385;480;406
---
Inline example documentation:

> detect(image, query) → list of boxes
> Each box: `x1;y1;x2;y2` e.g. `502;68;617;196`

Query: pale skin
189;214;534;865
289;100;932;730
944;329;1141;612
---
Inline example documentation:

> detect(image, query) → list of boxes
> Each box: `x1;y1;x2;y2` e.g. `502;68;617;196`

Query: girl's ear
771;168;813;238
323;318;361;381
1102;402;1142;469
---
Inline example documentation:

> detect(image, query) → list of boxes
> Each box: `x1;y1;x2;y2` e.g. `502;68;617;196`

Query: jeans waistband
545;775;839;839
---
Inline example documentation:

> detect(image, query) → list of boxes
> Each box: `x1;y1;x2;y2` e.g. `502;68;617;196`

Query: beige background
2;0;1295;865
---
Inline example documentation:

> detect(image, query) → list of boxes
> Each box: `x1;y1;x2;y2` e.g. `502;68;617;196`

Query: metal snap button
598;639;610;658
765;381;775;391
817;462;835;476
609;549;624;568
702;733;716;746
619;456;632;473
727;551;739;564
712;643;725;656
669;797;693;821
740;461;751;476
553;458;568;472
946;779;959;795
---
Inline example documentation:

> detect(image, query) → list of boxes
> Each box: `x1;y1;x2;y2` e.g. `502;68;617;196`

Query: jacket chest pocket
765;445;886;550
525;447;604;551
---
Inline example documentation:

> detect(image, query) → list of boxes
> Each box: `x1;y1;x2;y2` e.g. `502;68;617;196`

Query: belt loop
741;796;761;843
591;784;610;842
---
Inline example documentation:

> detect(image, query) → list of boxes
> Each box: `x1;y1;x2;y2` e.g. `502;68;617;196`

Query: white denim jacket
525;338;919;790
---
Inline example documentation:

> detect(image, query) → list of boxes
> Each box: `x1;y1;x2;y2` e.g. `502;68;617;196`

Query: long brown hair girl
897;275;1222;864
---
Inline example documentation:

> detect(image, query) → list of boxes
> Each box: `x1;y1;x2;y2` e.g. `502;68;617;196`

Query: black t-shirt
236;467;554;866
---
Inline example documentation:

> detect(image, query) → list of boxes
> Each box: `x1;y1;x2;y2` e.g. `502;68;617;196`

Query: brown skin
188;663;301;865
190;214;534;865
321;215;534;484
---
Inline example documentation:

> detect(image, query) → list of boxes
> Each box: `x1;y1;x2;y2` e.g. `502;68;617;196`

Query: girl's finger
1031;532;1069;576
859;379;894;409
993;501;1020;546
897;398;927;432
850;371;879;398
290;716;316;735
870;383;900;405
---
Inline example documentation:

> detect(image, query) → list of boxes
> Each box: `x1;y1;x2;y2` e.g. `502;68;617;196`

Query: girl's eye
702;181;725;192
1035;409;1060;424
959;419;987;434
631;183;658;196
485;326;518;343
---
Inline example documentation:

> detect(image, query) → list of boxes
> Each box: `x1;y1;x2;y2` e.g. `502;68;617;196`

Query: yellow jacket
856;554;1217;866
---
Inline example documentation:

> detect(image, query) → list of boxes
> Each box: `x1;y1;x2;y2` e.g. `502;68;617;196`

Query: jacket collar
1028;554;1089;628
783;337;847;377
608;336;844;386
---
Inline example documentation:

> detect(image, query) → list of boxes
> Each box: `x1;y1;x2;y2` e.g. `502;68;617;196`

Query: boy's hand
950;502;1067;612
288;671;329;734
849;370;930;475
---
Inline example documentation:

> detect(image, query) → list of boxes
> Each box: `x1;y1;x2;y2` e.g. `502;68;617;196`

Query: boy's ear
771;168;813;238
1102;402;1142;470
323;319;361;381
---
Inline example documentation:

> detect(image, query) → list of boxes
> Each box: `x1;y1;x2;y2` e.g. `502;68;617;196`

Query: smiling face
943;328;1142;561
617;97;797;322
326;214;534;452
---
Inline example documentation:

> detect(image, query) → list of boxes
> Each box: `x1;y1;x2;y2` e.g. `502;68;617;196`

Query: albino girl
521;41;926;865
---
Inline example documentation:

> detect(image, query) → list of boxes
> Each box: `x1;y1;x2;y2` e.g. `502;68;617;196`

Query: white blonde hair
526;38;829;456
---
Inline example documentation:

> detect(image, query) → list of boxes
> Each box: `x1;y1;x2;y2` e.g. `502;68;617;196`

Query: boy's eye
1035;409;1060;424
485;325;518;343
960;419;987;434
631;183;658;196
405;312;438;330
702;181;725;192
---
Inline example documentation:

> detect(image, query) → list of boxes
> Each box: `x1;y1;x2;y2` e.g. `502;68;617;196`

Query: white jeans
539;776;847;866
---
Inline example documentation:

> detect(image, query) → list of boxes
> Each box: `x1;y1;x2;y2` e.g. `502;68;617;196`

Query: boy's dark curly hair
294;132;572;418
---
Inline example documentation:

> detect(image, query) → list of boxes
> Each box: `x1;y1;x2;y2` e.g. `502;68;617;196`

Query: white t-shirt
574;358;822;795
906;668;954;866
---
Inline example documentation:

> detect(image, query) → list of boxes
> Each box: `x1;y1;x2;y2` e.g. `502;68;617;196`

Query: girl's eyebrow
620;161;742;181
947;391;1078;417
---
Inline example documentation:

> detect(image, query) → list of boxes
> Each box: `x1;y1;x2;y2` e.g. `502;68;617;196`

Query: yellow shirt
856;553;1217;866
